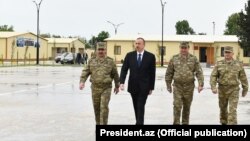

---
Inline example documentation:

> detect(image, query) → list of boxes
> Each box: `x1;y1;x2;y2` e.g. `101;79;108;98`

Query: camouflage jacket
165;53;204;88
210;59;248;93
80;56;120;88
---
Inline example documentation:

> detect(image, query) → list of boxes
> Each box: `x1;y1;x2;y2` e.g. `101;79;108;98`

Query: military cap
180;41;189;48
97;45;106;50
224;46;233;53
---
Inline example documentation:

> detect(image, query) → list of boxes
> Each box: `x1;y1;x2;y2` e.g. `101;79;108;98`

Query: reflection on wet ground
239;100;250;104
0;66;249;141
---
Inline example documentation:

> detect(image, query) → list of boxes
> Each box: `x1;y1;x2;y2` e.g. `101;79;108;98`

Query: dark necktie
137;54;142;67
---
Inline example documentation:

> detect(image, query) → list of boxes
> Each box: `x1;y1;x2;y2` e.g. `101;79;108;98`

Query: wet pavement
0;66;249;141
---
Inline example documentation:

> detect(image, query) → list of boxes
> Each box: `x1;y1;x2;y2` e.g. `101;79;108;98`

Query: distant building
0;32;86;61
105;34;250;65
45;38;85;59
0;32;48;61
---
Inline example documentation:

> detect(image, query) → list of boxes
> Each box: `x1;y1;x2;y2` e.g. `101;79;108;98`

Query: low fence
0;53;57;66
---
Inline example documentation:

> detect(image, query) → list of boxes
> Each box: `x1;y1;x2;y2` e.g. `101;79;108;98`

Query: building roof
45;38;80;44
0;32;29;38
105;34;239;43
0;31;47;41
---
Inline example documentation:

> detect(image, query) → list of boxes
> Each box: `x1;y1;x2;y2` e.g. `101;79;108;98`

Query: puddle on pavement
239;100;250;105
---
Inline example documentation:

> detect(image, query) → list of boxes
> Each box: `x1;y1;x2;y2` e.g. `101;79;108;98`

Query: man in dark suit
120;37;156;125
76;50;85;65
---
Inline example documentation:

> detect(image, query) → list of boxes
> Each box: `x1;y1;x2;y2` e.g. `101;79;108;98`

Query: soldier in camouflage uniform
165;42;204;125
79;45;120;125
210;46;248;125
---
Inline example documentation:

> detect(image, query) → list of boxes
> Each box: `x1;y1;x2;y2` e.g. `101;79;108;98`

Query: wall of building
72;40;85;52
50;42;70;59
107;40;134;63
107;40;196;64
5;33;48;60
0;39;7;59
49;39;85;59
214;42;246;62
106;40;250;65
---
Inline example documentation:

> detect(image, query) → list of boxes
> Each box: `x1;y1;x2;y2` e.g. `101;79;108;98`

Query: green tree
89;36;97;49
40;33;51;38
96;31;110;42
40;33;61;38
0;25;14;31
85;42;92;49
237;0;250;51
77;37;92;49
77;37;86;43
198;33;207;35
175;20;195;35
224;13;240;35
52;35;61;38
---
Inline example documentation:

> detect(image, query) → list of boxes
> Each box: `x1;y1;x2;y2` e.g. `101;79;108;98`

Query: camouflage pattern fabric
80;56;119;88
218;85;239;125
91;85;112;125
165;53;204;125
210;59;248;125
165;53;204;88
80;56;119;125
173;83;195;125
210;59;248;92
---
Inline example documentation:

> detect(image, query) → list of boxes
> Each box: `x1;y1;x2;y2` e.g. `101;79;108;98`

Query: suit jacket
76;53;84;63
120;50;156;94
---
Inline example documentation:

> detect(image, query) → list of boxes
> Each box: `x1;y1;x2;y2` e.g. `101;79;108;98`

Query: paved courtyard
0;66;249;141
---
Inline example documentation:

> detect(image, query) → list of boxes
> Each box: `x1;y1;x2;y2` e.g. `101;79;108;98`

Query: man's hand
212;88;217;94
167;86;172;93
198;86;203;93
120;84;125;91
114;87;119;94
242;91;247;97
79;82;85;90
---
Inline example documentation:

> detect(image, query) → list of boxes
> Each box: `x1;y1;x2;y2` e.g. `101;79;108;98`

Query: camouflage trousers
218;85;239;125
173;83;195;125
91;84;112;125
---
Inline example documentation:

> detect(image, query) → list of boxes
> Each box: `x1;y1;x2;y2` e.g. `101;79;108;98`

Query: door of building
206;47;214;65
199;47;207;63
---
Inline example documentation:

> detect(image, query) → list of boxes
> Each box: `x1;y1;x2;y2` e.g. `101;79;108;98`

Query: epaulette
188;54;197;60
216;60;224;65
189;54;195;57
106;56;114;60
88;57;96;63
233;60;243;67
172;54;179;59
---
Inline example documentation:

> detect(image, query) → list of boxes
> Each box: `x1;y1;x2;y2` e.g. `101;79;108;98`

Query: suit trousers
131;91;148;125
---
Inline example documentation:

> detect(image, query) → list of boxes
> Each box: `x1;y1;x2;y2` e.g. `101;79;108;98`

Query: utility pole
212;21;215;35
107;21;124;35
160;0;166;67
33;0;43;65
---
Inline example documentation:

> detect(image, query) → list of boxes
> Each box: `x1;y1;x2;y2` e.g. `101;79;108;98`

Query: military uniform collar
96;56;106;61
179;53;190;59
224;58;234;64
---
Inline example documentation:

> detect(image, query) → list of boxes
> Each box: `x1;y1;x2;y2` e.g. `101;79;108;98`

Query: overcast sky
0;0;248;39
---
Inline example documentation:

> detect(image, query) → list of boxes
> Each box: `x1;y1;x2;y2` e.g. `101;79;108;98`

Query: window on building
114;45;121;55
25;40;34;46
158;46;166;55
57;48;67;53
221;47;224;57
243;49;250;57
